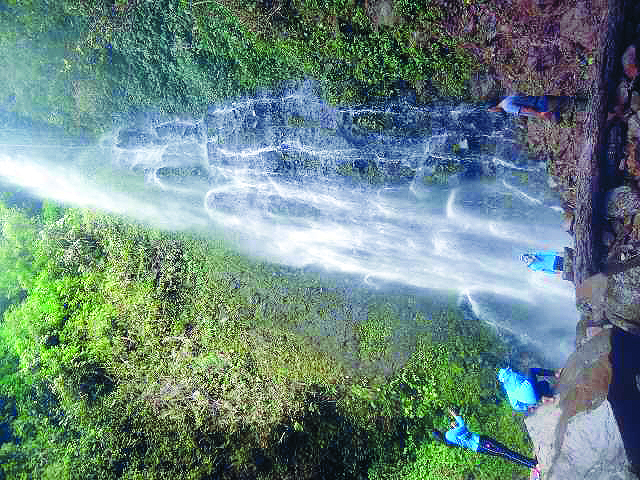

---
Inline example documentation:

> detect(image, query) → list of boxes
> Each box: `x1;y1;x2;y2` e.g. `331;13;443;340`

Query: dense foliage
0;0;476;138
0;197;533;479
0;4;518;477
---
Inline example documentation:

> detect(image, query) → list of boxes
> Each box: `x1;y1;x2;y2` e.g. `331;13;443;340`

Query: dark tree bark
574;0;627;286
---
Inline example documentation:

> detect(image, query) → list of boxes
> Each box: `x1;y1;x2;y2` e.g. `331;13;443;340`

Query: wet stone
116;129;157;148
628;113;640;140
615;79;631;110
622;44;638;80
631;91;640;113
155;123;187;139
605;186;640;218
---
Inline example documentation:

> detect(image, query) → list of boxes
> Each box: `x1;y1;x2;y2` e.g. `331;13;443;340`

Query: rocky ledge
522;0;640;478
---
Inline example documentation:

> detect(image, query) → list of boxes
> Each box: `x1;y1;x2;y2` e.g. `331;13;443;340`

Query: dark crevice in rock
609;327;640;473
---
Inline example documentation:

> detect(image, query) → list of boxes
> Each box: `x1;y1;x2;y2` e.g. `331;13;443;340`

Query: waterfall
0;82;577;365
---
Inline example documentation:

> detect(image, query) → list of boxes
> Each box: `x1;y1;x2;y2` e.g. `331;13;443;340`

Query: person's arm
447;408;465;427
514;399;529;412
528;261;543;272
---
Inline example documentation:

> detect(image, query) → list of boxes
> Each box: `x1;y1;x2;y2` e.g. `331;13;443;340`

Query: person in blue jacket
498;367;560;412
521;251;563;275
488;95;558;121
431;407;539;471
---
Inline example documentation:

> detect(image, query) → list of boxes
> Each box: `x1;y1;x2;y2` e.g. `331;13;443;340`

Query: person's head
520;254;535;265
450;420;457;428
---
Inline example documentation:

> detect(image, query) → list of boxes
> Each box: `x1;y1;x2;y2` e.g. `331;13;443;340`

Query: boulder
577;267;640;336
609;328;640;473
622;44;638;80
625;137;640;180
632;214;640;242
631;91;640;113
576;273;609;329
367;0;403;27
605;186;640;218
525;328;640;479
604;267;640;335
629;113;640;141
615;79;631;111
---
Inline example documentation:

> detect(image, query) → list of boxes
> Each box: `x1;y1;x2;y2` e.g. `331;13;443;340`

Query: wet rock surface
604;268;640;335
606;185;640;218
525;328;640;479
520;1;640;478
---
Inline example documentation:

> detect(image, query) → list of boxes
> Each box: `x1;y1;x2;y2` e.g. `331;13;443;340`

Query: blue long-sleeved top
525;251;561;274
498;368;537;412
445;415;480;451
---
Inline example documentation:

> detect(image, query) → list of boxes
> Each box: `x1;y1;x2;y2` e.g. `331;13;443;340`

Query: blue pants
529;368;555;400
513;96;549;116
476;435;537;468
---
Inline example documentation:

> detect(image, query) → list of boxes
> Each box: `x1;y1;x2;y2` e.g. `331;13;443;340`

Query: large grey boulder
606;186;640;219
550;400;633;480
604;268;640;335
525;329;640;479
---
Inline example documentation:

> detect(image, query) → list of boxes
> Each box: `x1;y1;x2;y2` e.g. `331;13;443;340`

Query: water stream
0;82;577;365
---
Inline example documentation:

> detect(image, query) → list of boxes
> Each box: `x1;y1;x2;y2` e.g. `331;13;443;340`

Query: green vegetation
0;196;533;479
0;0;477;138
0;0;298;137
423;161;464;186
214;0;476;103
336;158;416;184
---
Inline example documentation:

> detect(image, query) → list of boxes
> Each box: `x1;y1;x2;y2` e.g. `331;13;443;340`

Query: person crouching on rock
498;367;561;413
488;95;560;121
431;407;538;470
521;251;563;275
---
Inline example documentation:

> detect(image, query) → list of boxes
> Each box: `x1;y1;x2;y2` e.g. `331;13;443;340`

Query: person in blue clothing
488;95;559;121
431;407;539;471
498;367;561;413
521;251;563;275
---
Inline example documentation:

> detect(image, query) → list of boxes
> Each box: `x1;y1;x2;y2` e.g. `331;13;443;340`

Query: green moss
0;199;531;480
353;113;393;133
423;161;463;186
357;304;395;361
512;171;529;185
2;0;478;138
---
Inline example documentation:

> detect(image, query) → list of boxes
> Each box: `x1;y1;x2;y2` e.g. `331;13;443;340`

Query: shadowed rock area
525;328;639;479
523;0;640;477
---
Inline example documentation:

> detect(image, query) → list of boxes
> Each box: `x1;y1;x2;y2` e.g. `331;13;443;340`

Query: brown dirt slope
457;0;608;208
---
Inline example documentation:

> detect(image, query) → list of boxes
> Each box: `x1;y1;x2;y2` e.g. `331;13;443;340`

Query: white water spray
0;85;577;364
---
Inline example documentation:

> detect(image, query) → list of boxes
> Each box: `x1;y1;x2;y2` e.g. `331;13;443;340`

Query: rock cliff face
520;0;640;477
525;327;640;479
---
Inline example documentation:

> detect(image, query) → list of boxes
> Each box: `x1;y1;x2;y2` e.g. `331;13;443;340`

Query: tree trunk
573;0;626;286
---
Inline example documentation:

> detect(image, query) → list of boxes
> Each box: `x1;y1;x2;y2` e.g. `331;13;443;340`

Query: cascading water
0;82;577;365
